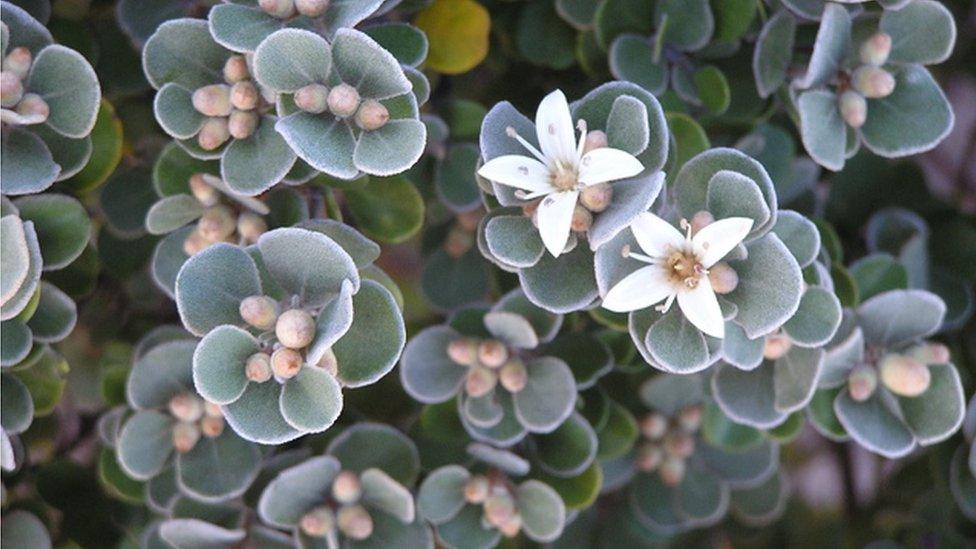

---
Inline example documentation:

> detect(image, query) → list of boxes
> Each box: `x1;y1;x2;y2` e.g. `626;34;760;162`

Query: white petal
477;155;553;194
602;265;674;313
535;90;578;167
537;189;579;257
676;280;725;338
577;147;644;185
693;217;754;267
630;212;685;257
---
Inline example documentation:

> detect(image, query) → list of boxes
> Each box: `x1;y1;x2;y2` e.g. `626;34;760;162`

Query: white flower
602;212;753;338
477;90;645;257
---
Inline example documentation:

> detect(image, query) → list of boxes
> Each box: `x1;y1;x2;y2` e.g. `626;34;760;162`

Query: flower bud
839;90;867;129
763;333;793;360
316;347;339;376
295;0;330;17
327;83;360;117
463;475;490;503
659;456;686;487
188;173;220;206
456;209;483;232
271;347;303;379
198;205;236;242
228;109;259;140
1;71;23;107
571;204;593;233
447;337;479;366
192;84;233;117
859;32;892;67
579;182;613;213
294;83;330;114
354;99;389;131
336;505;373;541
276;309;316;349
15;93;49;122
640;413;668;440
852;66;895;99
204;401;223;418
230;81;259;111
183;229;210;256
707;262;739;295
663;432;695;459
477;340;508;369
498;360;528;393
582;129;608;154
498;513;522;538
168;393;204;423
521;200;540;222
676;405;703;433
245;352;273;382
878;353;931;397
847;364;878;402
197;117;231;150
259;0;296;19
172;421;201;453
690;210;715;234
200;415;225;438
240;295;279;330
236;212;268;243
444;226;474;258
223;55;250;83
300;506;335;538
332;470;362;504
483;494;516;527
905;342;950;365
636;442;664;472
3;47;32;79
465;366;497;398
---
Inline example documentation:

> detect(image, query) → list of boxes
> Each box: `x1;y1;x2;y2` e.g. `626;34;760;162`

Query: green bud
239;295;279;330
498;360;528;393
852;66;895;99
230;81;259;111
245;352;273;383
197;117;231;151
839;90;867;129
294;83;330;114
197;205;237;242
327;83;360;117
332;470;362;504
336;505;373;541
271;347;304;379
192;84;233;117
0;71;23;108
859;32;892;67
354;99;390;131
477;340;508;369
579;182;613;213
168;393;204;423
223;55;250;83
879;353;931;397
275;309;316;349
847;364;877;402
228;109;259;140
172;421;201;453
295;0;330;18
3;47;32;79
300;506;336;538
258;0;296;19
465;366;497;398
707;262;739;294
188;173;220;207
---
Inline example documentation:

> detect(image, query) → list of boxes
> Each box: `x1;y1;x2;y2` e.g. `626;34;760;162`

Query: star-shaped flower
477;90;645;257
602;212;753;338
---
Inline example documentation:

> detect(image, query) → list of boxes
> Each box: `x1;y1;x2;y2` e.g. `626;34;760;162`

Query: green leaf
208;3;284;54
484;215;545;269
414;0;491;75
693;66;730;115
855;289;944;347
193;325;258;405
849;254;909;302
353;118;427;177
435;143;482;212
28;44;100;138
62;99;124;193
175;244;261;336
860;66;954;158
332;28;411;100
13;193;90;271
221;116;297;196
897;363;964;446
516;480;567;543
152;83;202;139
143;19;228;90
176;429;261;502
326;422;420;486
782;286;842;347
223;381;301;444
517;0;577;70
535;412;599;476
364;23;428;67
727;233;804;339
512;357;578;433
280;365;343;432
798;90;846;172
418;465;469;524
334;280;406;388
0;127;60;196
26;282;77;343
145;195;204;235
0;511;51;549
1;374;34;434
116;410;175;480
834;390;915;458
257;455;341;528
258;227;359;308
795;3;851;90
712;0;757;42
252;29;332;93
275;112;358;179
608;35;667;96
880;0;956;65
361;467;416;522
345;175;424;244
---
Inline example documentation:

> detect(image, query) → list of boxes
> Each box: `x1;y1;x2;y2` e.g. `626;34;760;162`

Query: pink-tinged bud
708;262;739;294
204;401;223;418
236;212;267;243
15;93;49;122
498;360;528;393
879;353;931;397
498;512;522;538
316;347;339;376
463;475;490;503
228;109;259;140
168;393;204;423
447;337;479;366
763;333;793;360
327;83;360;117
571;204;593;233
197;117;231;150
579;182;613;213
859;32;892;67
259;0;296;19
197;205;236;242
239;295;279;330
332;470;362;504
200;415;225;438
192;84;233;117
245;352;273;382
336;505;373;541
839;90;868;129
477;340;508;369
271;347;303;379
690;210;715;234
852;66;895;99
483;494;516;527
659;456;686;487
847;364;877;402
300;506;335;538
456;209;483;232
223;55;250;83
444;226;474;258
230;81;259;111
295;0;330;17
521;200;540;221
905;342;950;365
188;173;219;206
465;366;497;398
3;47;32;79
354;99;389;131
582;129;608;154
663;432;695;459
183;229;210;256
172;421;201;453
1;71;23;107
676;405;703;432
294;83;330;114
636;442;664;472
640;413;668;440
275;309;316;349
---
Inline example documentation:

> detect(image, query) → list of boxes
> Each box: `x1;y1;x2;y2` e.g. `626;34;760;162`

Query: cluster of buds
448;337;529;396
1;47;50;124
293;81;390;131
240;296;338;382
847;342;948;402
182;174;269;256
443;209;483;259
299;470;373;540
635;404;703;487
838;32;894;129
259;0;330;19
463;474;523;538
190;55;265;150
169;393;225;452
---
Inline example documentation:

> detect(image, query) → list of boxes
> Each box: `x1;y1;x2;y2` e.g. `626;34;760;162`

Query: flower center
551;167;578;191
665;248;706;289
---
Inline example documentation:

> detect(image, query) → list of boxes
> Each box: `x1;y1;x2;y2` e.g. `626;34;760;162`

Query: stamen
679;218;693;241
515;189;550;201
576;119;587;159
655;294;676;313
505;126;548;164
621;245;631;258
626;251;658;264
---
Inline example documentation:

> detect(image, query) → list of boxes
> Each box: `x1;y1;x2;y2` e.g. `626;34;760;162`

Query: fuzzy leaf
193;325;258;405
257;455;341;528
175;244;262;337
880;0;956;65
222;117;297;196
28;45;100;138
834;391;915;458
417;465;469;525
176;429;261;502
116;410;175;480
727;233;804;339
860;66;954;158
512;357;578;433
253;29;332;93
